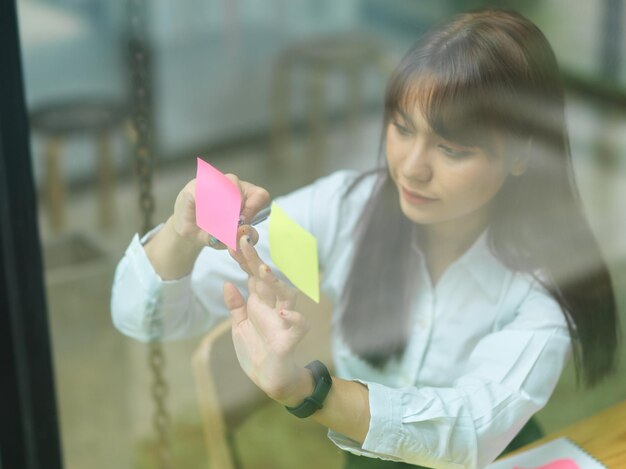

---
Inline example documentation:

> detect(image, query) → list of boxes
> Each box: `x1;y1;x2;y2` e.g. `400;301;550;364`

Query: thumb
223;282;247;325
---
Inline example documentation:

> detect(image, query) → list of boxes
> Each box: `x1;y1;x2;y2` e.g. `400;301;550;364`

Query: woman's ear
510;137;532;176
510;159;528;176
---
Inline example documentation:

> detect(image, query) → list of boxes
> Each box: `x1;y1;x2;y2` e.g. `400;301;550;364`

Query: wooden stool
270;32;391;177
29;99;127;232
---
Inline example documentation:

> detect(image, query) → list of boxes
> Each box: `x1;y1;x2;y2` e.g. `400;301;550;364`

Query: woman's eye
393;122;413;137
438;144;472;158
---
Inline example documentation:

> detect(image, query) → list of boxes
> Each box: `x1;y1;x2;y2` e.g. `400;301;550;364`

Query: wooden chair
270;32;392;178
192;292;334;469
29;98;127;232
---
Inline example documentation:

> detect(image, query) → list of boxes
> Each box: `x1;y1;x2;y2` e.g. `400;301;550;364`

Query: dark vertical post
600;0;623;80
0;1;63;468
595;0;624;173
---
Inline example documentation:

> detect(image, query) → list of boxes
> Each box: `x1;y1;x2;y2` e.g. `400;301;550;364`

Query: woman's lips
401;187;438;205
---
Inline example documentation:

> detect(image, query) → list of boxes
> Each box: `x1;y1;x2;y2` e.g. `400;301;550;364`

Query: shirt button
418;317;430;328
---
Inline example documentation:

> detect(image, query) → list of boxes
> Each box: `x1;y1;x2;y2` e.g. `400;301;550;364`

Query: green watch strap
285;360;332;418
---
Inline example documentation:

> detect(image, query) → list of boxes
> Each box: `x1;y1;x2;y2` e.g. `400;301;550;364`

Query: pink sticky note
195;158;241;250
514;459;580;469
535;460;580;469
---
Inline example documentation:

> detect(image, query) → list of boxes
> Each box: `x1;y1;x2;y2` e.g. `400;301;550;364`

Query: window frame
0;1;63;468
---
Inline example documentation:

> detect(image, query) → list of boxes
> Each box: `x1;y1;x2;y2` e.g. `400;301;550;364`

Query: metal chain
127;1;173;468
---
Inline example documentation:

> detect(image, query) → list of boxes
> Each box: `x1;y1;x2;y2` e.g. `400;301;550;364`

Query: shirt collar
413;227;507;303
458;228;508;303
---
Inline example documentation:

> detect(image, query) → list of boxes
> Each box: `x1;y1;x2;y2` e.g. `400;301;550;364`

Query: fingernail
238;215;246;226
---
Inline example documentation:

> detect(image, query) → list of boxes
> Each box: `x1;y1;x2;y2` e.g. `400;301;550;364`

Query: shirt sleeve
327;279;572;469
110;222;230;342
110;170;363;342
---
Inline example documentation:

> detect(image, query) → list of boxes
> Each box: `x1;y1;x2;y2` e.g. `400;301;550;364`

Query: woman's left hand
222;236;311;405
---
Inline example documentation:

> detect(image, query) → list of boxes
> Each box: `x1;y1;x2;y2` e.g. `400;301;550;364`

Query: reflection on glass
17;1;625;468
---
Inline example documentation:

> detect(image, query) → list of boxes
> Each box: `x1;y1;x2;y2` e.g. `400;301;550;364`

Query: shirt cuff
139;223;166;245
326;380;405;463
128;223;194;308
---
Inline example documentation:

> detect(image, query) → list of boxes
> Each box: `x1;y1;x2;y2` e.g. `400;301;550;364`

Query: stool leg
97;131;115;229
270;57;291;170
44;136;65;232
307;64;326;178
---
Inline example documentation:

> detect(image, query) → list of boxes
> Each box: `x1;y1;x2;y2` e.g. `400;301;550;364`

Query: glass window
12;1;626;468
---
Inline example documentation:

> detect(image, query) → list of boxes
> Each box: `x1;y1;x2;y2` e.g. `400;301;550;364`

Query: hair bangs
384;42;526;153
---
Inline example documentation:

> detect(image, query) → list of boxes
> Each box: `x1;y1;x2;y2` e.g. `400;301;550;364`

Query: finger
239;182;270;224
223;173;247;220
225;225;254;271
254;265;280;307
228;246;245;268
258;264;297;304
278;308;310;344
236;224;260;247
239;235;265;278
180;179;196;204
206;234;227;250
222;175;269;225
224;173;241;188
179;179;230;250
228;249;253;278
223;282;247;325
228;249;252;276
246;277;283;332
228;223;260;263
247;275;257;295
238;225;259;245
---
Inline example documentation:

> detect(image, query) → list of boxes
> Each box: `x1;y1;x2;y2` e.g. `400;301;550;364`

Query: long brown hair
339;8;619;387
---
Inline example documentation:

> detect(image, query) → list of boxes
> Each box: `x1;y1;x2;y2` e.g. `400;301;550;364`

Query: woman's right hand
171;174;270;249
144;174;269;280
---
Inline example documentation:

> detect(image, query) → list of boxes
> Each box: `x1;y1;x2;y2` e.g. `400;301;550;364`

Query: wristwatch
285;360;332;418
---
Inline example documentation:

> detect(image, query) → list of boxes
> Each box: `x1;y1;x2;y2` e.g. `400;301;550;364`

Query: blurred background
15;0;626;468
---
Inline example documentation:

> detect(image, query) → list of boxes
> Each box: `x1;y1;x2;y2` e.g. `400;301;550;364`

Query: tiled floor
39;105;626;469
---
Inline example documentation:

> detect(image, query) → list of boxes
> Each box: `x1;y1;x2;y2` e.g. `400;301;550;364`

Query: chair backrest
192;292;334;469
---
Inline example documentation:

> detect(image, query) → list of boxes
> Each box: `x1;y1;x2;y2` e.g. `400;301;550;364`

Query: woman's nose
402;144;433;182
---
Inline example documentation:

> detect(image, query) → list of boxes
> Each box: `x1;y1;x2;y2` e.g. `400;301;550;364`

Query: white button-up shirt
111;170;571;468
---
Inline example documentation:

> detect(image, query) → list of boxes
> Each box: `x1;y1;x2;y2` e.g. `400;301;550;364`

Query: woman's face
386;106;518;237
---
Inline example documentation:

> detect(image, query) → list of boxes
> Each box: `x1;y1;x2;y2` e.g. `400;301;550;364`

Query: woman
111;8;619;468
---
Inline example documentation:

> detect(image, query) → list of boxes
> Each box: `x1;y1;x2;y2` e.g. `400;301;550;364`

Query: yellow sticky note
269;202;320;303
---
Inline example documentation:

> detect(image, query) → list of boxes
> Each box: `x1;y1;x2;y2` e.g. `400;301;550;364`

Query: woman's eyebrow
394;110;416;129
